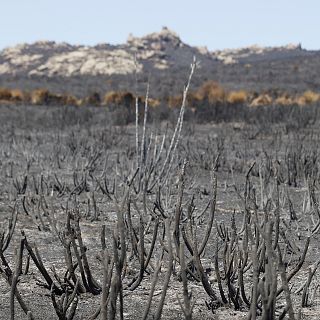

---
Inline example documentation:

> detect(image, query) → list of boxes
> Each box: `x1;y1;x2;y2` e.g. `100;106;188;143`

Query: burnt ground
1;104;320;319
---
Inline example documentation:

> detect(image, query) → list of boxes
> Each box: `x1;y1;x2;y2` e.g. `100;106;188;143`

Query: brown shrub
10;89;25;102
295;96;307;106
274;95;294;106
298;90;320;105
22;91;31;103
64;95;80;106
76;99;85;106
0;88;12;100
139;97;160;108
103;91;134;107
103;91;121;105
249;94;273;107
195;81;226;104
31;90;73;106
31;89;50;105
48;93;68;105
227;90;248;104
168;95;183;108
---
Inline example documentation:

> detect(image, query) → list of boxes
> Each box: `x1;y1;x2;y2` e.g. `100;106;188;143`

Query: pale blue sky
1;0;318;50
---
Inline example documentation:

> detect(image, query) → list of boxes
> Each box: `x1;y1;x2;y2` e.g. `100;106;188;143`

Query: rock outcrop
1;28;319;98
0;27;306;78
0;27;190;77
212;43;303;64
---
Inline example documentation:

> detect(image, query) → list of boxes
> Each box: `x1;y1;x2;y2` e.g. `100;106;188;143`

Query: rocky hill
1;27;320;98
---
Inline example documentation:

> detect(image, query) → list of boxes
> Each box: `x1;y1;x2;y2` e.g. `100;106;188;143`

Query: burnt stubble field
1;101;320;320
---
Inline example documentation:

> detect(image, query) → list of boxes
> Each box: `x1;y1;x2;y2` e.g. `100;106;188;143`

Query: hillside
1;27;320;98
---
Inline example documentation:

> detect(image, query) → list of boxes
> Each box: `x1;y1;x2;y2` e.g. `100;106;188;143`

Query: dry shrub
186;92;204;110
63;95;80;106
77;99;85;106
297;90;320;106
195;81;226;104
22;91;31;103
10;89;25;102
295;96;307;106
249;94;273;107
140;97;160;108
149;98;160;107
31;89;50;105
0;88;12;100
275;95;294;106
103;91;121;105
168;95;183;108
167;92;203;109
47;93;68;105
103;91;134;107
31;90;70;106
227;90;248;104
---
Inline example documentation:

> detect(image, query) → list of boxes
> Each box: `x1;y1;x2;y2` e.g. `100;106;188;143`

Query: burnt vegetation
2;62;320;320
1;82;320;127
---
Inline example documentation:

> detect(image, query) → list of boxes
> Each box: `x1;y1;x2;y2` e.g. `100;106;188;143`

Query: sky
1;0;319;51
